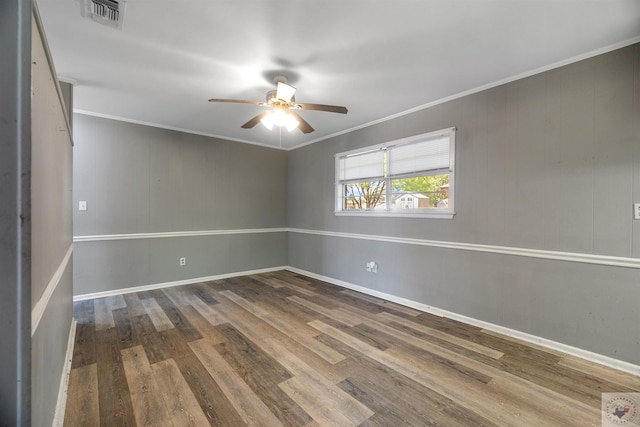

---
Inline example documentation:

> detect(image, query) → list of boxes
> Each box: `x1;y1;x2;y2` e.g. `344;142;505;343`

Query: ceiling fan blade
208;98;266;107
241;111;271;129
296;103;348;114
289;111;314;134
276;82;296;103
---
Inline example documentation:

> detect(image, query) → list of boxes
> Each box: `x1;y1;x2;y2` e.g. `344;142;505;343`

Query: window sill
334;210;455;219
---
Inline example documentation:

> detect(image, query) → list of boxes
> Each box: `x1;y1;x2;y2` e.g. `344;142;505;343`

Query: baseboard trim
32;245;73;336
285;266;640;377
52;319;77;427
73;266;288;301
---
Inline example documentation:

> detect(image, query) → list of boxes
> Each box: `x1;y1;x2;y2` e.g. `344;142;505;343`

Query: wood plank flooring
64;271;640;426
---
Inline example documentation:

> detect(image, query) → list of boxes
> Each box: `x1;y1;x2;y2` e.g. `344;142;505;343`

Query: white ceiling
38;0;640;150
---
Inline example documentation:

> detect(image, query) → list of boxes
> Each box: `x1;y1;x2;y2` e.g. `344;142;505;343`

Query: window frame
334;127;456;219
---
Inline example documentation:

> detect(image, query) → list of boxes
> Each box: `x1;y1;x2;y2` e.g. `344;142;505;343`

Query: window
335;127;455;218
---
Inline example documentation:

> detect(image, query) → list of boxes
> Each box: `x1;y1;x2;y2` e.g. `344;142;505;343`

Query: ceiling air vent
84;0;124;29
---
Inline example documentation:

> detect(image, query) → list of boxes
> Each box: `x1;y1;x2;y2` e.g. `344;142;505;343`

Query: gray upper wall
288;43;640;259
31;39;73;310
59;81;73;132
73;115;288;236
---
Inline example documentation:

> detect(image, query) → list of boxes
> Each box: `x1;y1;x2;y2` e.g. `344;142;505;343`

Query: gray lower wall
74;233;287;296
288;232;640;364
287;43;640;365
73;114;288;295
31;260;73;427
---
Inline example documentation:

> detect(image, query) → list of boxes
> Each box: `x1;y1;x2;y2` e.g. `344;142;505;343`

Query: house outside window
335;127;455;219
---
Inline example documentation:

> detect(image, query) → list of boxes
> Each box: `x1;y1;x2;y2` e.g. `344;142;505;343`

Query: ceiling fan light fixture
284;113;299;131
260;109;299;132
209;76;346;134
260;111;275;130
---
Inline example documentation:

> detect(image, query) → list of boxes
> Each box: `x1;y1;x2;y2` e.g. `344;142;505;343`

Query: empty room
3;0;640;425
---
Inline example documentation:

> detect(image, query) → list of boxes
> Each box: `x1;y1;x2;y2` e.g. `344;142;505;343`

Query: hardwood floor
64;271;640;426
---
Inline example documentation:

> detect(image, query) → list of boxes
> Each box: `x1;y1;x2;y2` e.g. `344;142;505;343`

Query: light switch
79;201;87;211
634;203;640;220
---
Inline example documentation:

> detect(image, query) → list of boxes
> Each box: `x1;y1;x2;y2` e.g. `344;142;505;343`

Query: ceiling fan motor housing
266;90;294;105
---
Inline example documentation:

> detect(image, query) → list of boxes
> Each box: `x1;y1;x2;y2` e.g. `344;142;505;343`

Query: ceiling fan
208;76;348;134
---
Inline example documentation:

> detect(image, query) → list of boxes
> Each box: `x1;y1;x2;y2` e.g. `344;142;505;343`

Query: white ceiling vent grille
84;0;124;29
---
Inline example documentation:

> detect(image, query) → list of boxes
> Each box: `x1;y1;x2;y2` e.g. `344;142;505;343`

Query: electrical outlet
634;203;640;220
366;261;378;273
179;257;186;266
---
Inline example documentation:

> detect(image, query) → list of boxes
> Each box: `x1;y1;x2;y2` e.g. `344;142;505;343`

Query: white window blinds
388;135;450;177
338;150;385;181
